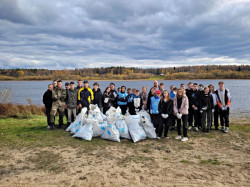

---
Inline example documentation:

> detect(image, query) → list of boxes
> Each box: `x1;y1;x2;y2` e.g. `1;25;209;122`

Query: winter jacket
199;93;214;110
185;89;194;107
102;92;112;109
78;87;94;108
159;99;174;115
147;92;154;111
43;89;53;108
117;92;128;106
52;87;67;104
170;91;175;99
66;88;78;109
215;89;231;108
109;89;118;107
173;95;189;115
150;96;161;114
189;89;200;109
92;88;103;108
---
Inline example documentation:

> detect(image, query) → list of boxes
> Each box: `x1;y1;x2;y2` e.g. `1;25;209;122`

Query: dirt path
0;129;249;187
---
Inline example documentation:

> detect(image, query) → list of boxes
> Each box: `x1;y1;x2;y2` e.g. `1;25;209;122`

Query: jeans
67;108;76;123
202;110;212;130
177;114;188;137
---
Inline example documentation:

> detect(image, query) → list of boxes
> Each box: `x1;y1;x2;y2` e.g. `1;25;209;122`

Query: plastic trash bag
106;107;122;124
101;123;120;142
73;123;93;141
138;110;156;139
134;98;141;108
66;107;87;133
125;114;146;143
100;112;107;121
115;119;131;139
93;108;103;123
92;121;108;137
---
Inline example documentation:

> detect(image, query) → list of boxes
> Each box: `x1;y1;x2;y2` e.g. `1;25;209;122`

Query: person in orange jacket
215;81;231;133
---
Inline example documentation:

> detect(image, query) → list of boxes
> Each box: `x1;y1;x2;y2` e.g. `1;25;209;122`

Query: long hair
161;90;171;103
176;88;185;98
104;86;111;94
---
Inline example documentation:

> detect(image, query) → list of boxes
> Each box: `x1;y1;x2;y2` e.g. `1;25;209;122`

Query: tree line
0;65;249;80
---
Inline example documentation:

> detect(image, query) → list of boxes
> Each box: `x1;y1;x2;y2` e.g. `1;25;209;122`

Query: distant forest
0;65;250;80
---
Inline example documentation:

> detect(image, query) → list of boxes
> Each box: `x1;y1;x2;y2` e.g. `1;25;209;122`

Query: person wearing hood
150;90;161;136
173;88;189;142
102;86;112;115
92;82;103;109
199;87;214;133
117;86;128;115
127;88;137;115
43;84;53;129
215;81;231;133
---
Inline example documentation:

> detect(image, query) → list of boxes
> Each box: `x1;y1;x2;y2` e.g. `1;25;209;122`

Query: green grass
200;158;222;165
180;160;194;164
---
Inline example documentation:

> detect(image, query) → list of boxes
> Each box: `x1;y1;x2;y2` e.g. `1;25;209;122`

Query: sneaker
47;125;54;130
157;136;161;139
175;135;181;140
224;127;229;133
188;126;192;130
181;137;188;142
164;136;170;139
194;127;199;132
221;126;225;131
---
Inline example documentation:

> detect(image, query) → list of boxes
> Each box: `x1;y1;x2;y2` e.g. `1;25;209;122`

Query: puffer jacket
173;95;189;115
77;87;94;108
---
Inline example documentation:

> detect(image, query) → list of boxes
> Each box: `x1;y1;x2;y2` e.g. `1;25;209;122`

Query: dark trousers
128;105;136;115
119;105;127;115
213;105;219;127
158;115;174;137
202;110;212;130
197;110;202;128
188;108;194;126
193;109;200;127
103;107;110;115
177;114;188;137
65;108;68;121
45;107;51;126
152;114;160;133
219;108;230;127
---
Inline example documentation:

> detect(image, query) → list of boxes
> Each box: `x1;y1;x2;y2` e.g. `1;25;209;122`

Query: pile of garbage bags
66;104;156;143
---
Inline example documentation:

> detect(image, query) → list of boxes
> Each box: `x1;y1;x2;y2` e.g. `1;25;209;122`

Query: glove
104;98;109;103
223;106;227;111
212;109;215;113
150;110;152;114
161;114;165;118
194;107;198;111
164;114;169;119
113;92;117;97
177;113;182;119
202;107;207;110
135;109;139;113
200;110;203;113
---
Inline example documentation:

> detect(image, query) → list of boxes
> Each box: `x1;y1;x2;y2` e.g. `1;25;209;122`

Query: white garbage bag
92;121;108;137
106;106;122;124
101;123;120;142
73;124;93;141
100;112;107;121
138;110;156;139
134;97;141;108
125;114;147;143
115;119;131;139
66;107;87;133
93;108;103;123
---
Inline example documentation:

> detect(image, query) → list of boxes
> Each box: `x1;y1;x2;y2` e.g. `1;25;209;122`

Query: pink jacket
173;95;189;115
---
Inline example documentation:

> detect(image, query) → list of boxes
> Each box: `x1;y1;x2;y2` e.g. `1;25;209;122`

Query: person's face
48;85;53;91
132;90;136;95
160;85;164;90
106;88;111;93
121;87;125;92
170;87;174;91
118;88;121;92
178;90;183;96
193;85;198;91
163;91;168;98
136;92;140;96
65;85;70;89
110;84;115;90
84;83;88;88
77;81;82;87
127;90;132;94
188;84;193;89
205;88;209;94
154;81;158;87
57;82;62;88
156;93;161;97
219;83;224;90
181;85;185;89
70;84;75;90
93;85;98;90
53;81;57;87
209;86;214;92
142;87;147;93
151;88;155;94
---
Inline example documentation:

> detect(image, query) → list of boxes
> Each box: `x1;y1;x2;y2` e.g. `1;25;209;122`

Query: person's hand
212;109;215;113
161;114;165;118
78;104;82;109
65;105;67;109
165;114;169;118
202;107;207;110
200;110;203;113
150;110;152;114
192;105;195;109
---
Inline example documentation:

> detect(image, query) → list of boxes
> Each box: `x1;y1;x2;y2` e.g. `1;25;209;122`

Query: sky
0;0;250;69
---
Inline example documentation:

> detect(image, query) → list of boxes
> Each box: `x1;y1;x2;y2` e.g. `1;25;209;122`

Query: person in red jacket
215;81;231;133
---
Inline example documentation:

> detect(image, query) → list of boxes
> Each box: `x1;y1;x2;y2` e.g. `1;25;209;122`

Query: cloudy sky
0;0;250;69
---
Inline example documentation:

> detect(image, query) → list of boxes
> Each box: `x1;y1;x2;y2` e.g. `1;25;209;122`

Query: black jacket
159;99;174;115
185;89;194;107
199;93;214;110
93;88;103;108
147;92;154;111
189;89;200;108
102;92;112;109
109;89;118;107
43;89;53;108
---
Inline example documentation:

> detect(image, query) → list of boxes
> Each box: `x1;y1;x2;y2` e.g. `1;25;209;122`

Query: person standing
102;87;112;115
147;87;156;114
150;90;161;135
153;80;160;91
209;84;219;130
185;82;194;130
64;82;70;121
169;85;176;99
50;80;67;129
77;80;94;111
134;90;143;113
76;80;83;90
109;83;118;108
92;82;103;109
159;83;165;93
199;87;214;133
43;84;53;130
158;90;174;139
117;86;128;115
216;81;231;133
127;88;137;115
140;86;148;110
52;80;57;89
66;82;78;127
173;88;189;142
189;83;200;131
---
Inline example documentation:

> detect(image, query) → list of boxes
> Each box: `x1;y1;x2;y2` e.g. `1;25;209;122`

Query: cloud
0;0;250;69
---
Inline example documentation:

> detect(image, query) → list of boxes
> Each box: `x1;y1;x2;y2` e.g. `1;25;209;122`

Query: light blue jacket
117;92;128;105
150;96;161;114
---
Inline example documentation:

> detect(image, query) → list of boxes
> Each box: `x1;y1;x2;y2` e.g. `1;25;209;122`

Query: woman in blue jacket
117;86;128;115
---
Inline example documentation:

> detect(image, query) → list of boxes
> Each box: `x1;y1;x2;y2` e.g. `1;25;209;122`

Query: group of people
43;79;231;142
